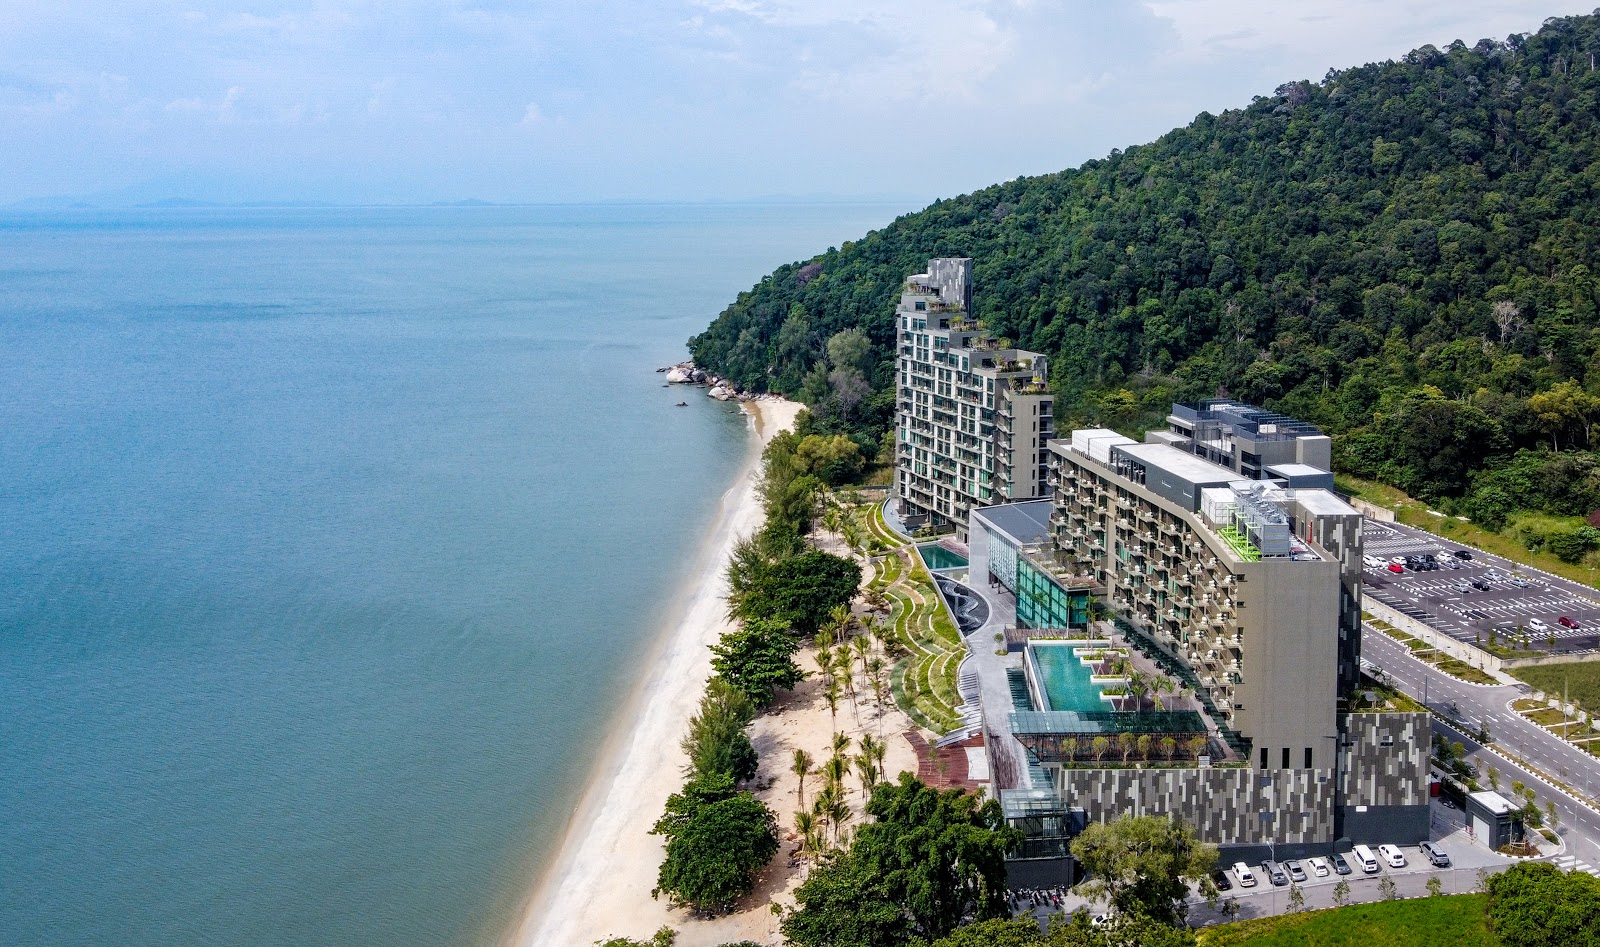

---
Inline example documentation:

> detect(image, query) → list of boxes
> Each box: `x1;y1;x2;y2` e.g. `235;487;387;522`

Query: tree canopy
1486;861;1600;947
691;14;1600;529
785;774;1022;945
650;772;778;913
730;548;861;637
1068;815;1218;927
709;616;805;706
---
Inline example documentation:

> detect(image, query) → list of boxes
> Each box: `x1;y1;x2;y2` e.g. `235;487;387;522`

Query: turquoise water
918;543;969;571
0;204;903;947
1031;645;1108;712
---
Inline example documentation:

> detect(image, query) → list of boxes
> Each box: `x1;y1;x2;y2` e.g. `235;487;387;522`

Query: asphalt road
1364;629;1600;804
1362;519;1600;654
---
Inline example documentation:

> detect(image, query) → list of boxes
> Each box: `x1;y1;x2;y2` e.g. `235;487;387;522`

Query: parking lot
1361;520;1600;654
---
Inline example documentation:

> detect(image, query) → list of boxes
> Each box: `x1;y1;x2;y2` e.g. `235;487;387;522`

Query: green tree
1427;876;1444;898
651;788;778;913
1332;878;1351;907
1487;861;1600;947
787;775;1021;944
731;549;861;636
782;850;912;947
710;617;804;706
1287;881;1305;913
681;679;758;783
1068;815;1218;926
596;927;676;947
1379;876;1398;901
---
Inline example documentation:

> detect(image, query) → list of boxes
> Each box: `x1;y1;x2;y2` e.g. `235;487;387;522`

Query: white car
1233;862;1257;887
1529;618;1550;633
1308;856;1330;878
1390;555;1408;565
1364;555;1383;569
1378;843;1407;868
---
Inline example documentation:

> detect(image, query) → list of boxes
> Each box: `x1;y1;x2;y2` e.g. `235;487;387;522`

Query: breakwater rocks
658;361;742;401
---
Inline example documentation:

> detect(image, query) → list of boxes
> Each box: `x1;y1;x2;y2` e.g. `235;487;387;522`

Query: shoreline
509;395;803;947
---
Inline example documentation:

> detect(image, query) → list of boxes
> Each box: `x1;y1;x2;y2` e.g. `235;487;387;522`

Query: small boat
675;401;688;407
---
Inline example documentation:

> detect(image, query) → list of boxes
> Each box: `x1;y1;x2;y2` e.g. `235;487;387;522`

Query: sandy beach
510;395;805;947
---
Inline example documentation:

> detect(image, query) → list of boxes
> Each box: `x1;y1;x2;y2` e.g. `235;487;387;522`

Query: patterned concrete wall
1342;712;1430;807
1051;713;1428;847
1055;765;1338;845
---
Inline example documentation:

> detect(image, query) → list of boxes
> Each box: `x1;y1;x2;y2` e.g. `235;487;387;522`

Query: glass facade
1015;558;1090;630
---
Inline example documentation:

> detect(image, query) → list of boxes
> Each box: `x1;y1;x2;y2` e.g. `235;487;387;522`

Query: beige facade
894;258;1053;537
1048;435;1363;770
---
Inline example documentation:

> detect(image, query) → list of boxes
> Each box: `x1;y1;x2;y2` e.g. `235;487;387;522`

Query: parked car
1509;575;1532;588
1233;862;1257;888
1378;844;1407;868
1351;845;1381;873
1529;618;1551;633
1419;841;1452;868
1285;859;1308;882
1211;868;1232;891
1454;549;1474;560
1364;555;1383;568
1262;861;1288;886
1471;579;1492;591
1308;856;1330;878
1561;616;1583;629
1454;581;1473;594
1330;852;1353;875
1388;563;1406;574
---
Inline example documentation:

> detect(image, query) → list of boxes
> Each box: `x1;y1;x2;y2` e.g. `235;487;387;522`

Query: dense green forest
691;12;1600;556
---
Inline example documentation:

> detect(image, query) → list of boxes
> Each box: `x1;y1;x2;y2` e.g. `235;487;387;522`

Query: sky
0;1;1582;205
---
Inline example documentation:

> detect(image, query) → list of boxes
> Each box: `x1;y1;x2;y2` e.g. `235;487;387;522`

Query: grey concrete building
1149;399;1333;481
894;259;1054;540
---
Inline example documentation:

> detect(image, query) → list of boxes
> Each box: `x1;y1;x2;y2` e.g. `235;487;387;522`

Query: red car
1560;616;1582;629
1387;563;1405;574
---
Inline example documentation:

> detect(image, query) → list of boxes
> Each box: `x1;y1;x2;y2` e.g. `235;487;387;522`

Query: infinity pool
918;543;969;571
1031;643;1109;712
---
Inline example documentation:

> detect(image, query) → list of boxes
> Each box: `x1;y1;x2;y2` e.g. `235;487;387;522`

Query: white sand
510;396;804;947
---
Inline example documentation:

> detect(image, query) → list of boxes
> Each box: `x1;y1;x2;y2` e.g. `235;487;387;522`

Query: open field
1509;660;1600;711
1198;895;1496;947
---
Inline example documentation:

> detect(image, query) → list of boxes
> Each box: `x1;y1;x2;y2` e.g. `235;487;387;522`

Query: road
1364;629;1600;803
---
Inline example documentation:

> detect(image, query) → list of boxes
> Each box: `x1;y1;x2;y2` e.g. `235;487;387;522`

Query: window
1259;748;1268;769
914;301;926;311
1281;747;1290;769
1305;747;1313;769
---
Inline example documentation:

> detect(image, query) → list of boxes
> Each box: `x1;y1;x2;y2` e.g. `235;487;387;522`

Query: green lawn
1199;895;1496;947
1509;661;1600;712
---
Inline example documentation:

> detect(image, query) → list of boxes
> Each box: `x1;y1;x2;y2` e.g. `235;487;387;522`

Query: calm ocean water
0;204;900;947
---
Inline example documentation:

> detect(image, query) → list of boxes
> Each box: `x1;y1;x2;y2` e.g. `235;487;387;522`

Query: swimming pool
1030;643;1113;712
918;543;969;571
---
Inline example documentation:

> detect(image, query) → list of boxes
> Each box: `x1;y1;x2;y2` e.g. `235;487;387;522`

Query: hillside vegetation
691;13;1600;556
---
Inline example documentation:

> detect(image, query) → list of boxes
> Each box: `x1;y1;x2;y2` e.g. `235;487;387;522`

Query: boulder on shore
665;367;692;384
708;384;736;401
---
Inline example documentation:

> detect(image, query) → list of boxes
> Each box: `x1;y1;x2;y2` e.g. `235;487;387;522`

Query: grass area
1509;660;1600;712
1367;620;1499;684
1522;707;1570;726
1511;697;1546;711
1432;657;1500;685
879;548;966;734
1337;474;1600;591
1198;895;1495;947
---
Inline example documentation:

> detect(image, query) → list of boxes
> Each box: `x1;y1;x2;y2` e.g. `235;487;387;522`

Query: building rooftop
1268;463;1331;479
971;500;1052;547
1468;790;1518;815
1117;443;1242;489
1285;488;1360;517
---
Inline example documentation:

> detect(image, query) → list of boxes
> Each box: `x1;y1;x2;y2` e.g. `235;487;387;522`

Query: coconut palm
823;754;849;794
827;796;853;844
832;731;852;759
792;749;814;807
794;810;819;855
823;678;841;724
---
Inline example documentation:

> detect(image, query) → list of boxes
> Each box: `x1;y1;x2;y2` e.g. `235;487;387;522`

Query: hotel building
967;402;1428;859
894;259;1054;540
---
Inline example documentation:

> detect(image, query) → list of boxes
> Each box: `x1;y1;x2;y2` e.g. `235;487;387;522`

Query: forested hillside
690;13;1600;553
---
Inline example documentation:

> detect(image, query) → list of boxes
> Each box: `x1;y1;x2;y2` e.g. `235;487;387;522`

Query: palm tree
1128;671;1149;710
828;795;853;845
832;731;853;759
865;656;887;711
815;648;835;679
794;810;819;856
792;749;814;807
828;603;853;644
1152;675;1175;711
824;679;841;724
823;755;848;794
854;752;879;793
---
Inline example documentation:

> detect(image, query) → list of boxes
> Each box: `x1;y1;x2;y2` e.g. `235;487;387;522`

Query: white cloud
519;101;543;126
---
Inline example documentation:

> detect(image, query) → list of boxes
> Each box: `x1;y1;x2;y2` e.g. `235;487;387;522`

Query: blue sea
0;203;901;947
